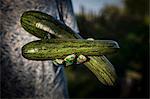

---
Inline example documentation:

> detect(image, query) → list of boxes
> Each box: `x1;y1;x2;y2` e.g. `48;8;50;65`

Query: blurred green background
65;0;149;98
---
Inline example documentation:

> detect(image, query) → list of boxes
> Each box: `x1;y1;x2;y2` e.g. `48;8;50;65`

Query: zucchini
20;11;120;86
20;11;79;39
22;39;119;60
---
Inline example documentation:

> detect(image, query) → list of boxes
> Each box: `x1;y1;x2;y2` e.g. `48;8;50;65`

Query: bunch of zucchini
21;11;119;86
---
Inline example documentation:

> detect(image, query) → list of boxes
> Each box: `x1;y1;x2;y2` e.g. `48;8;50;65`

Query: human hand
53;38;94;66
53;54;88;66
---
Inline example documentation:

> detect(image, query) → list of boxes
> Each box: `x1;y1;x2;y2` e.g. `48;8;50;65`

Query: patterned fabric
1;0;69;98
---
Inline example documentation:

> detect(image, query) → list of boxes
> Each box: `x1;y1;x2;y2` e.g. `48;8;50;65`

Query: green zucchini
20;11;79;39
22;39;119;60
20;11;120;86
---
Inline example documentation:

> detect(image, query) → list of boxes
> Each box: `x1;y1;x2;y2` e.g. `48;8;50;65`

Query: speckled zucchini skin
22;39;119;60
21;11;120;86
21;11;79;39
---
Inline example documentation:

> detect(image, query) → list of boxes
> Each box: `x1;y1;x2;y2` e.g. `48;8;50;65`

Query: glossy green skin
22;39;119;60
21;11;120;86
20;11;79;39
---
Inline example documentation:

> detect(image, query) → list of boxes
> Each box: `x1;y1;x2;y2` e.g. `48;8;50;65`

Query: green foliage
124;0;149;17
66;0;149;98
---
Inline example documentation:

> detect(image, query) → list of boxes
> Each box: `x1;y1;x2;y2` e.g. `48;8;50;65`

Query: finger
76;55;88;64
53;59;64;66
87;38;94;41
64;54;76;66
